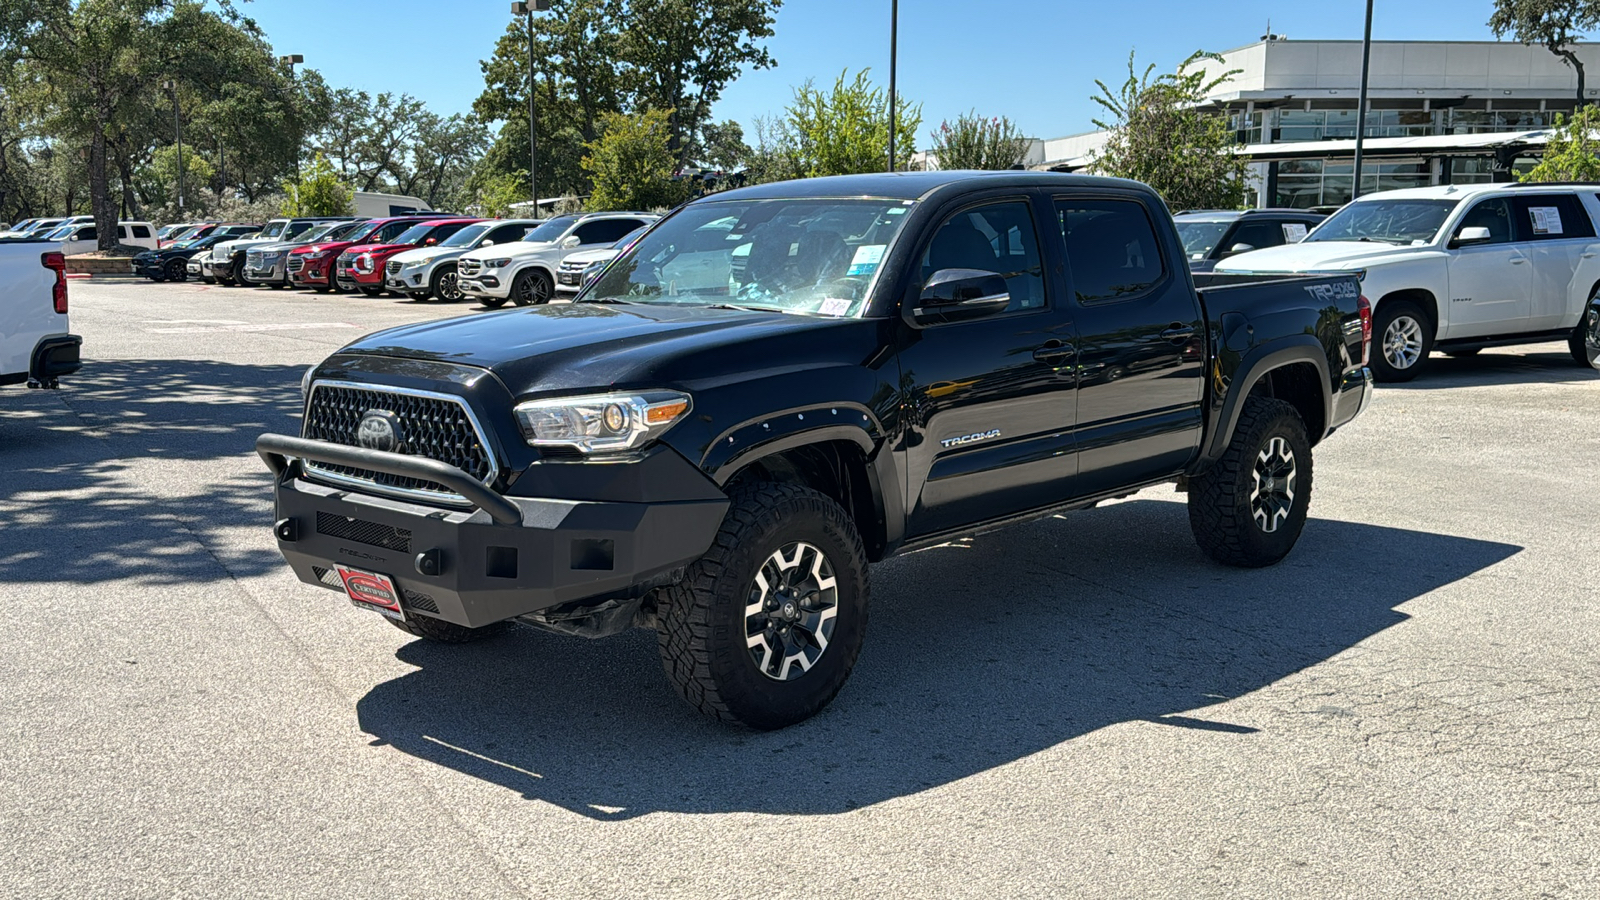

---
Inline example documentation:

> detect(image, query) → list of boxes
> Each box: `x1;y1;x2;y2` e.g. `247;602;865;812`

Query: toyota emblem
356;409;403;453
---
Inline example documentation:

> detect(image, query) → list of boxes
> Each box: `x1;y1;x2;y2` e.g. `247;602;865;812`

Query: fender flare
1196;336;1332;469
704;404;884;485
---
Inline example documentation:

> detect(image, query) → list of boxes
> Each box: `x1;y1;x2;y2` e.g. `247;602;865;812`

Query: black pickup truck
258;172;1373;729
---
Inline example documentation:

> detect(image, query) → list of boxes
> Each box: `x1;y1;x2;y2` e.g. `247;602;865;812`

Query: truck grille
301;383;495;500
287;256;305;272
315;511;412;553
386;260;403;275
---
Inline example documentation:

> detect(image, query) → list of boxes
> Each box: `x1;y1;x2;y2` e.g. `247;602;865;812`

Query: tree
741;115;800;185
930;112;1032;170
581;108;688;211
695;119;750;171
1491;1;1600;106
145;142;214;207
460;171;527;218
1520;104;1600;180
786;69;922;177
1090;50;1250;212
281;152;352;216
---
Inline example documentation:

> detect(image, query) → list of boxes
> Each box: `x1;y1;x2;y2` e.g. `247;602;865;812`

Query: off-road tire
1371;299;1432;382
430;263;464;302
388;615;510;644
1187;396;1313;568
166;259;188;282
510;269;554;306
656;482;870;730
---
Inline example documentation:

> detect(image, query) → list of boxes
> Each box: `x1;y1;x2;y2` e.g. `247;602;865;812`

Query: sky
241;0;1517;144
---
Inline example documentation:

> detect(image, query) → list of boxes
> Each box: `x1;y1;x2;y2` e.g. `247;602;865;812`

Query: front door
1055;195;1206;496
898;195;1079;539
1445;197;1532;337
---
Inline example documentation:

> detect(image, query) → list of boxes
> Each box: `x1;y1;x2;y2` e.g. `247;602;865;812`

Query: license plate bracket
334;565;405;621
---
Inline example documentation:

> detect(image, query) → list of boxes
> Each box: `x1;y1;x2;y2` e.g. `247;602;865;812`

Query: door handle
1033;340;1075;362
1511;257;1527;265
1161;324;1196;342
1583;253;1596;259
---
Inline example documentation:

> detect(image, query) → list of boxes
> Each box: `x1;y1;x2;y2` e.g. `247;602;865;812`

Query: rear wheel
389;615;510;644
1570;290;1600;368
430;263;464;302
1371;300;1432;382
1187;396;1313;568
510;269;553;306
656;482;870;730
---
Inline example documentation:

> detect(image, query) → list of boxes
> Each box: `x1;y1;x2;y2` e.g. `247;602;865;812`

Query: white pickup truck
1;240;81;389
1217;183;1600;380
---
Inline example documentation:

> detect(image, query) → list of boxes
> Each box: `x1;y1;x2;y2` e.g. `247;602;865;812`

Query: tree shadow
0;359;307;585
355;500;1520;819
1390;346;1599;390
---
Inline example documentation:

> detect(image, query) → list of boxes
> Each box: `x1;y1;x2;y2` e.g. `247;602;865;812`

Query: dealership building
1036;36;1600;208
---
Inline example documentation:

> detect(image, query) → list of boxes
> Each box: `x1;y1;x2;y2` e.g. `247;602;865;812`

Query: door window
131;225;152;238
1511;194;1596;241
374;221;411;242
78;226;97;241
920;201;1046;311
1454;198;1515;244
486;223;531;244
1057;199;1166;303
573;218;645;245
1228;220;1290;252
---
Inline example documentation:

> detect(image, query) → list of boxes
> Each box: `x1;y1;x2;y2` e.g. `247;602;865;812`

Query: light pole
887;0;898;172
1351;0;1374;200
279;55;305;179
162;79;183;211
512;2;550;210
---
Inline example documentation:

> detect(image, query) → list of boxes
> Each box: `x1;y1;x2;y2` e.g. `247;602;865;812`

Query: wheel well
1253;362;1326;443
724;441;886;561
1377;288;1437;331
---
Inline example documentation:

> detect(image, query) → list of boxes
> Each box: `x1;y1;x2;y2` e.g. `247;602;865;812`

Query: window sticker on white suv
1530;207;1564;235
1282;222;1308;243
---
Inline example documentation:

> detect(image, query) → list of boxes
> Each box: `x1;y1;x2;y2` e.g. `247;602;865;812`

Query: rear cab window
1056;198;1168;303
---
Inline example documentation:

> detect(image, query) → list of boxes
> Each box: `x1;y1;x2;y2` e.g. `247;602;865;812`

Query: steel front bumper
256;434;728;629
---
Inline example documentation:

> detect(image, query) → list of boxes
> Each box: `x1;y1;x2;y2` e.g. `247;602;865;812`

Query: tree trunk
1557;47;1587;108
89;126;116;251
115;154;141;220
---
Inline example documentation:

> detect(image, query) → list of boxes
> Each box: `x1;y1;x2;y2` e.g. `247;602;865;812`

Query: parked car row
127;210;662;306
0;216;159;253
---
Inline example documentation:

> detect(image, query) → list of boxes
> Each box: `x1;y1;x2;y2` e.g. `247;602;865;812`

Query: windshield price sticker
1530;207;1564;235
819;298;852;316
1282;223;1309;242
847;244;886;276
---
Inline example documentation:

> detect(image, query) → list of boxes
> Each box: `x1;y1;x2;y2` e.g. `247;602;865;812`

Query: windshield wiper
577;296;637;305
1355;236;1406;244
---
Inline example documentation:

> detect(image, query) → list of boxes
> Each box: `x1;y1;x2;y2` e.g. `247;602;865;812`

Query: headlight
513;391;692;453
485;257;513;269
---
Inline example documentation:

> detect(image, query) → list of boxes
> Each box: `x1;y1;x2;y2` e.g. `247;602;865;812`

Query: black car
131;225;259;281
1173;208;1327;273
257;171;1373;729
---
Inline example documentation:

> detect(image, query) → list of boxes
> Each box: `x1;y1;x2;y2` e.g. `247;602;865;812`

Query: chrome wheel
1250;436;1297;534
745;542;839;681
437;268;462;302
1383;315;1424;370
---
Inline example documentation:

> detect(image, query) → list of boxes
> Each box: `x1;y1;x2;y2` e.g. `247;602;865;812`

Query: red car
335;218;484;297
287;215;436;293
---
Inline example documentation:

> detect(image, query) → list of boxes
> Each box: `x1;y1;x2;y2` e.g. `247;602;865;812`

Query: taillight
42;251;67;314
1357;294;1372;367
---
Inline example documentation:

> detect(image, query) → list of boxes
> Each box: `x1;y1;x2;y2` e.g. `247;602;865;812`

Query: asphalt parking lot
3;278;1598;898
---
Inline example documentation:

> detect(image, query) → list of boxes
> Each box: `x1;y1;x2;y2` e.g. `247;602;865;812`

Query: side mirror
560;235;582;249
1453;226;1493;247
478;238;494;248
913;268;1010;321
424;237;438;246
1223;242;1256;257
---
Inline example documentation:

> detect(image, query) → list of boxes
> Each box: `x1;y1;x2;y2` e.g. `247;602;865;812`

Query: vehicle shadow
1388;346;1599;390
0;359;305;585
356;500;1520;819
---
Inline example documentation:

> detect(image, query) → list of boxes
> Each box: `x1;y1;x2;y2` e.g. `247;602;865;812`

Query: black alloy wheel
165;259;188;282
510;269;554;306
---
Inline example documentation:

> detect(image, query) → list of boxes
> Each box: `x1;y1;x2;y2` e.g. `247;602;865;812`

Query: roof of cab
709;170;1158;204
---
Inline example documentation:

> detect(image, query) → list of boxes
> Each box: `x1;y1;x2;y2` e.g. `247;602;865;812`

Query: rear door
1445;197;1531;337
1055;193;1205;495
897;192;1080;538
1509;193;1598;330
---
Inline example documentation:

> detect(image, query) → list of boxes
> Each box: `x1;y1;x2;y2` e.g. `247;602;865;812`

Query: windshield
391;222;440;245
43;225;76;240
257;220;288;239
439;222;493;248
520;216;579;243
584;198;915;317
297;223;341;243
1175;220;1233;260
1305;198;1458;245
325;221;367;241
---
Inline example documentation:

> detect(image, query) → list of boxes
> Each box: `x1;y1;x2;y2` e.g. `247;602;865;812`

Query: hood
293;239;359;256
344;242;411;257
217;236;275;254
1215;240;1439;273
390;245;465;266
563;246;621;266
460;240;557;262
333;302;876;396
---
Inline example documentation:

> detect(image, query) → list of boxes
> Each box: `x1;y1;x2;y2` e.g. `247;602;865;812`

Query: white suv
384;219;541;302
457;212;657;307
39;220;157;255
1216;183;1600;381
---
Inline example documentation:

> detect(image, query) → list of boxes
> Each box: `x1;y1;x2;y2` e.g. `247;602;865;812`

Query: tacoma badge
940;428;1001;449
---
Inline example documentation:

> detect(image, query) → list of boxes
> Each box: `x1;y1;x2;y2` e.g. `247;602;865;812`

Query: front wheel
656;483;870;730
1371;300;1432;382
478;295;509;309
430;263;464;302
166;259;188;282
510;269;553;306
1187;396;1313;568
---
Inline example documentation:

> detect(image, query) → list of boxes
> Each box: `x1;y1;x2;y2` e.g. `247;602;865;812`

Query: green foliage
1520;105;1600;181
785;69;922;177
460;171;529;218
1089;50;1250;212
281;153;353;217
1490;1;1600;103
145;144;215;208
931;112;1032;170
582;109;689;211
741;115;801;185
695;120;750;171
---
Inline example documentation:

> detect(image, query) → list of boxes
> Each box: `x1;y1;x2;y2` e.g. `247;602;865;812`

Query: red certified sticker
335;566;404;621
